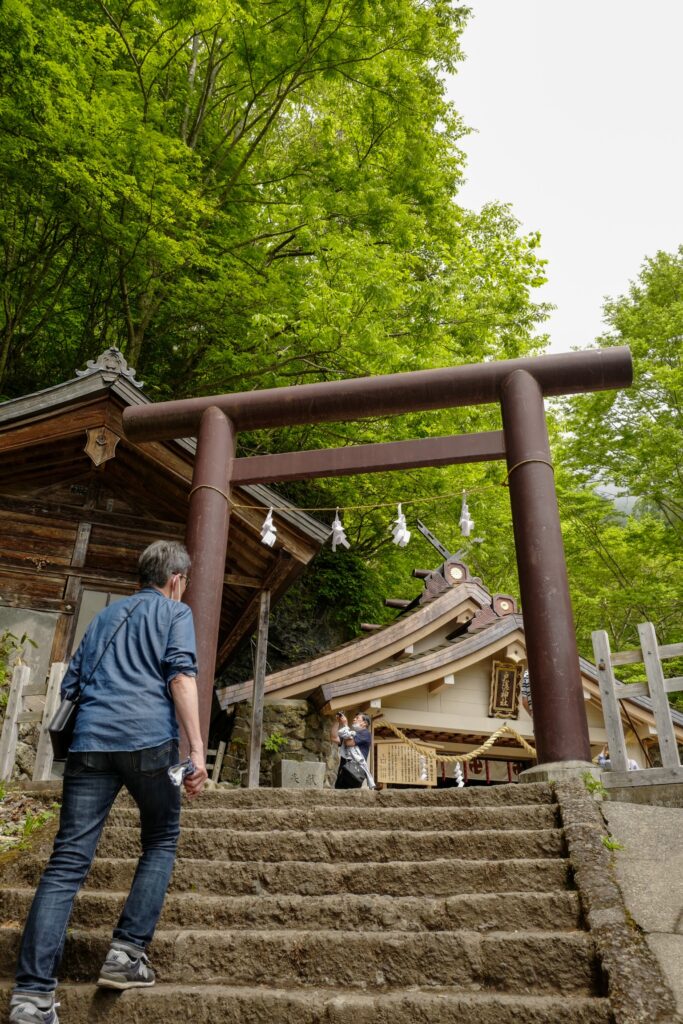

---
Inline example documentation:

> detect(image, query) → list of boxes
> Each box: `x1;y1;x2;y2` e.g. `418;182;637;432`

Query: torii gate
123;347;632;770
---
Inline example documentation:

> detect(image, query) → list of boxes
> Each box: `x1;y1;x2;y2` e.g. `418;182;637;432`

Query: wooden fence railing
592;622;683;788
0;662;227;784
0;662;66;782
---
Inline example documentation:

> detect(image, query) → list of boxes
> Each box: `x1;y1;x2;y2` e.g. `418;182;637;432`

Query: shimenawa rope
375;719;537;762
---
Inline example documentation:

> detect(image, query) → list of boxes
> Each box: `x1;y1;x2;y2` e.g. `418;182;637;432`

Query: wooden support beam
48;520;93;665
16;711;42;724
217;553;292;663
591;630;630;772
247;590;271;788
0;494;186;537
638;622;681;769
613;678;683;699
0;594;77;615
231;432;506;484
0;665;30;781
33;663;67;782
224;572;262;589
611;640;683;666
429;673;455;695
0;555;138;588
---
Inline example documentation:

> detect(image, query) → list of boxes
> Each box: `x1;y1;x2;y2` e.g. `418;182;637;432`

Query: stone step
109;803;559;831
0;888;582;933
96;826;565;862
0;983;613;1024
5;855;571;896
0;928;601;993
126;781;554;809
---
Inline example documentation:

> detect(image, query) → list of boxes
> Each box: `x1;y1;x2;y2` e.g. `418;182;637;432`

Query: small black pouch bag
340;758;366;787
48;696;80;761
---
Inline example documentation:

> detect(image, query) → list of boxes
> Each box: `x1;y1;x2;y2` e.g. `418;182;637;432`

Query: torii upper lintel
123;347;631;440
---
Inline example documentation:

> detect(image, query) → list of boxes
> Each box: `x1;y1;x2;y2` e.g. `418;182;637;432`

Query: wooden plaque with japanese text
375;740;437;786
489;661;521;718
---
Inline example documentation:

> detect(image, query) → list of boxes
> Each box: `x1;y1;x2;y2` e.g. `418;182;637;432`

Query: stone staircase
0;783;613;1023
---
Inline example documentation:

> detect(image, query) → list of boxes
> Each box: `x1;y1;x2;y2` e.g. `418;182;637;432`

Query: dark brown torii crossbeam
123;347;633;768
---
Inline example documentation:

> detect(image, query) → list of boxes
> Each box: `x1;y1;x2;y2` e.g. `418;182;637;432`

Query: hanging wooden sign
489;660;521;719
375;740;437;787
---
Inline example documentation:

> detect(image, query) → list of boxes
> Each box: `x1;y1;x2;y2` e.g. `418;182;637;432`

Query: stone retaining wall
220;699;336;787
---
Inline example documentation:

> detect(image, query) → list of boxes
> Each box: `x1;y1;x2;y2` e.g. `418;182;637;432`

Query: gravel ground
0;790;59;855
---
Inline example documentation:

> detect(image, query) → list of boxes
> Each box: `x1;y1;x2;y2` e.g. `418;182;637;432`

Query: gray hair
138;540;191;588
356;713;371;729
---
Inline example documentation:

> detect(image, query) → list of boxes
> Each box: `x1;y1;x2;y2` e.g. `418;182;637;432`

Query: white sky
449;1;683;352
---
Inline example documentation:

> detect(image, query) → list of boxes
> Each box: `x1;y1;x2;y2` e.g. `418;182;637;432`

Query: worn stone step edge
0;928;600;994
108;804;560;831
97;826;566;862
0;983;613;1024
4;856;572;896
0;888;583;932
15;781;554;806
165;782;556;807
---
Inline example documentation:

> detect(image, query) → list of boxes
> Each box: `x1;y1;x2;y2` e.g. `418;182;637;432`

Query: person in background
597;744;639;771
331;712;376;789
9;540;208;1024
521;669;533;718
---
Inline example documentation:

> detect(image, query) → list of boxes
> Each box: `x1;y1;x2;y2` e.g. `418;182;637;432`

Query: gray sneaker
9;1000;59;1024
97;947;155;990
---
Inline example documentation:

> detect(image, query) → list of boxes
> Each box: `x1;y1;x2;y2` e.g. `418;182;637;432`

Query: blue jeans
14;740;181;994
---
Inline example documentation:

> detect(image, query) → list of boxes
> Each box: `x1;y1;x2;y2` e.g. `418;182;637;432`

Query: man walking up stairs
0;783;612;1023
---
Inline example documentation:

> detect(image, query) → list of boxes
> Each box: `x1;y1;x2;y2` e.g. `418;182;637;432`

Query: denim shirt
61;588;198;752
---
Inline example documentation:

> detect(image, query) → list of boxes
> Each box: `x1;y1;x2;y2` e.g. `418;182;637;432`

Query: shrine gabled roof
315;613;526;705
0;355;329;546
218;552;683;737
216;579;499;706
0;348;329;668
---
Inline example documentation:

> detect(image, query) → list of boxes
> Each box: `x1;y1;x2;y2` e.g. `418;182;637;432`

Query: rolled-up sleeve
162;604;198;691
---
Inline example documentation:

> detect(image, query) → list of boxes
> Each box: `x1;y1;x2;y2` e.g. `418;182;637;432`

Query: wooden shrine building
0;348;328;697
217;556;683;786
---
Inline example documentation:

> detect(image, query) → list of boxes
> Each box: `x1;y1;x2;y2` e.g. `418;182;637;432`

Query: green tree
562;248;683;533
558;249;683;703
1;0;549;400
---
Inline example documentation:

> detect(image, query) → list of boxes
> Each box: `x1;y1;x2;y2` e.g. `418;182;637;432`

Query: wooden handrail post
0;664;30;781
247;590;271;788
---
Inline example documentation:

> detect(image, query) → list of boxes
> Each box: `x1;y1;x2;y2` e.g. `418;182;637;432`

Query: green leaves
562;248;683;534
558;249;683;667
1;0;548;399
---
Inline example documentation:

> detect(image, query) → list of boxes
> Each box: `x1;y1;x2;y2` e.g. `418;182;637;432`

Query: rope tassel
260;507;277;547
391;503;411;547
459;491;474;538
331;509;350;551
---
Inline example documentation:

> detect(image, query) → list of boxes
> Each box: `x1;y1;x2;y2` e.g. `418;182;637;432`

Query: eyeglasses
175;573;190;586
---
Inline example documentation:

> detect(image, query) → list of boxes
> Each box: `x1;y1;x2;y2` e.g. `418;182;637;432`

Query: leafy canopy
0;0;548;401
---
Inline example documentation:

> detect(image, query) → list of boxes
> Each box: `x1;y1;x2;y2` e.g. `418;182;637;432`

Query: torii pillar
123;347;632;771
